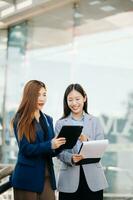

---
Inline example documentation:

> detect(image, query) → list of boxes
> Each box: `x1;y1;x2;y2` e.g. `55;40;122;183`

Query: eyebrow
38;91;46;94
68;96;81;99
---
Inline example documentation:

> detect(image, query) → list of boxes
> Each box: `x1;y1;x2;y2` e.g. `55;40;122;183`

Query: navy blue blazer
10;112;57;193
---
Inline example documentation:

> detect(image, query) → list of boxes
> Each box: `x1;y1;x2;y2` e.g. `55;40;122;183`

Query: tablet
57;125;83;149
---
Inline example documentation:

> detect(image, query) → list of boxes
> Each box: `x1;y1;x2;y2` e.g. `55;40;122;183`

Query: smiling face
67;89;86;117
36;87;47;110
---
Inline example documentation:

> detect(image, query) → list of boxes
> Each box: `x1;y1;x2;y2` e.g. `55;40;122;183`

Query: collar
70;111;85;121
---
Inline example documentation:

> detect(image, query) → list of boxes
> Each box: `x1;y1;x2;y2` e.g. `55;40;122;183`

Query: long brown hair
12;80;46;143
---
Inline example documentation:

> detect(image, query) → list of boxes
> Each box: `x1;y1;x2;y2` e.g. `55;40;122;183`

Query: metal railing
0;164;133;200
0;164;14;194
104;193;133;200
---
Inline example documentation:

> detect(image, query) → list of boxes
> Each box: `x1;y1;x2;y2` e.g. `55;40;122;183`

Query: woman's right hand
79;134;89;142
72;154;84;163
51;137;66;149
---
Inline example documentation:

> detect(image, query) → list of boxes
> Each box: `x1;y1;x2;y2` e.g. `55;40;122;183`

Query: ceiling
0;0;78;29
0;0;133;30
0;0;133;51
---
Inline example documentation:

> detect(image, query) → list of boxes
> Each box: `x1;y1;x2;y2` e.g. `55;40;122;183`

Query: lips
72;107;79;110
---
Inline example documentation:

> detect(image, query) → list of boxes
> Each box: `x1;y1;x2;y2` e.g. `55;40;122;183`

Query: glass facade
0;28;7;158
0;0;133;197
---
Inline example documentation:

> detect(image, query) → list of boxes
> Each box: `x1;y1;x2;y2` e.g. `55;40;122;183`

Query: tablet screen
57;125;83;149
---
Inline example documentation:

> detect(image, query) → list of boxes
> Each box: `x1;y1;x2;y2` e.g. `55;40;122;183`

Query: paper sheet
79;139;109;158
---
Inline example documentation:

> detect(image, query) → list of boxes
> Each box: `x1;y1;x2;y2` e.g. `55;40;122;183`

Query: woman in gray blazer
55;83;108;200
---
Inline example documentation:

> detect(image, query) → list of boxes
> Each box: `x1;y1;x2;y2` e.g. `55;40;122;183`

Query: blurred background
0;0;133;199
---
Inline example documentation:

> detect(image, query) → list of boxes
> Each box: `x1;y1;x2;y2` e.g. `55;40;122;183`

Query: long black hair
62;83;88;118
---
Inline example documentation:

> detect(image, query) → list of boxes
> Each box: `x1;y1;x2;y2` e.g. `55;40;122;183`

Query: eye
68;99;72;101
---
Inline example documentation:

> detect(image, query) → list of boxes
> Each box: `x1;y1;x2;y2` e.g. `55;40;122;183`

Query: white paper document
79;139;109;158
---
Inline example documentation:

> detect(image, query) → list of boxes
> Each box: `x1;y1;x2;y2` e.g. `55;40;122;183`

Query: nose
39;95;45;101
72;100;77;105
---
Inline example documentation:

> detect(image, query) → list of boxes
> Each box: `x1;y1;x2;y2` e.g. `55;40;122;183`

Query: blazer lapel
39;111;53;140
83;113;94;139
39;112;49;140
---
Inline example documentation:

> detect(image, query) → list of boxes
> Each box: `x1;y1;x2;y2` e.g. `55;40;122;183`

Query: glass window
0;29;7;159
2;0;133;197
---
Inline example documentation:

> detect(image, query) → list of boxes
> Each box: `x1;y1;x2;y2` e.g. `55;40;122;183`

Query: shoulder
45;113;53;121
85;113;101;124
43;113;53;125
55;117;67;127
55;117;68;134
85;113;96;120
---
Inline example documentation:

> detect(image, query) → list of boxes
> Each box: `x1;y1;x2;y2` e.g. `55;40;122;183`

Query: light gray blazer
55;113;108;193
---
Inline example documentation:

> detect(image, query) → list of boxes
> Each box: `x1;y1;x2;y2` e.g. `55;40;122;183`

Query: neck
72;112;83;120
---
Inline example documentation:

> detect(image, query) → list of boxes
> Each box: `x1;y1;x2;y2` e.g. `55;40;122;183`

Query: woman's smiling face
36;87;47;110
67;89;86;116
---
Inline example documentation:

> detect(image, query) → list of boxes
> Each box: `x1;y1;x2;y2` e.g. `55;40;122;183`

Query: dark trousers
59;166;103;200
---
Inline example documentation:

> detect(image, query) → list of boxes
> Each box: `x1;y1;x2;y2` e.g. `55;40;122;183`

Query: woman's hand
72;154;84;163
52;137;66;149
79;134;89;142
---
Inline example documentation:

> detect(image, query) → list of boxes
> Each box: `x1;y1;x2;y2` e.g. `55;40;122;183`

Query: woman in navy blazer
10;80;66;200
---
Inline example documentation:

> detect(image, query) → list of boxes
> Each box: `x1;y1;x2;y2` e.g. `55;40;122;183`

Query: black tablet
57;125;83;149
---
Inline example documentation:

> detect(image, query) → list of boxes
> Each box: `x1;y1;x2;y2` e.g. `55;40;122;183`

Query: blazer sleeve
55;120;74;166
